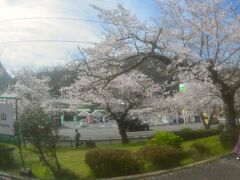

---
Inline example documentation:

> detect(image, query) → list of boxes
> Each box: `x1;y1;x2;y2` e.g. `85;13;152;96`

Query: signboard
60;114;64;125
179;83;185;93
0;104;14;136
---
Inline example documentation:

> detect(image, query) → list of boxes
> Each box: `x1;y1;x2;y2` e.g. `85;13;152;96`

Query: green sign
179;83;185;93
60;114;64;125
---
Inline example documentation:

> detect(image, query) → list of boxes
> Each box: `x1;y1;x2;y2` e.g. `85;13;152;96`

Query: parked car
193;115;202;123
125;118;150;132
92;116;103;123
78;119;88;128
173;117;184;124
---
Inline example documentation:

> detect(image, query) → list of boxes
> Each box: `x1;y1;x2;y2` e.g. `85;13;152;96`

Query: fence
0;135;153;147
57;135;153;147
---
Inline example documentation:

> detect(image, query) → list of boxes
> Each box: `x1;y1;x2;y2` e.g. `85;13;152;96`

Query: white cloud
0;0;157;71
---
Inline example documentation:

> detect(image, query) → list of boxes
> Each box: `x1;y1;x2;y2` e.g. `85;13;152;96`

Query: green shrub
0;135;17;145
180;128;194;133
85;140;96;148
85;148;143;178
189;142;211;161
138;145;182;169
219;126;240;148
20;104;62;178
149;131;183;149
0;143;15;168
174;128;219;141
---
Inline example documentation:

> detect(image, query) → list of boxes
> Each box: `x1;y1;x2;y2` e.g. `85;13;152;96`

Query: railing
0;134;153;147
57;135;153;147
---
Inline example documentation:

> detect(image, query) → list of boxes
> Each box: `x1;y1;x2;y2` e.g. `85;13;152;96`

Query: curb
0;171;35;180
102;154;231;180
0;171;23;180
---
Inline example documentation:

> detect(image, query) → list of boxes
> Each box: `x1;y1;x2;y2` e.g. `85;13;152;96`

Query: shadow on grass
54;169;81;180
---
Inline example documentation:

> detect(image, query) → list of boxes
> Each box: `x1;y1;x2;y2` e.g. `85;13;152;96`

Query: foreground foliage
138;144;182;169
188;142;211;161
20;104;62;178
149;131;183;149
175;128;220;141
0;143;14;168
85;148;143;178
0;135;231;179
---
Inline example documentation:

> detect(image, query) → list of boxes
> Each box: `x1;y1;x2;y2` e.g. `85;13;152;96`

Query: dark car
125;118;150;132
173;117;184;124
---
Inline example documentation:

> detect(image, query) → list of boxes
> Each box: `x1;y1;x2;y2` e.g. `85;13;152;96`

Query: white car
78;119;88;128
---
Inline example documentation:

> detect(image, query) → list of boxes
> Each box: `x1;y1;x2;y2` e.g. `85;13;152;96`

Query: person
74;129;81;148
234;134;240;159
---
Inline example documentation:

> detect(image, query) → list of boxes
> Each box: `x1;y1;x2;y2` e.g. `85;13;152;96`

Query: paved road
59;122;208;139
143;154;240;180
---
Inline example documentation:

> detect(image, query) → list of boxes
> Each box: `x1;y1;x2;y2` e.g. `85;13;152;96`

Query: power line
0;16;140;29
3;64;65;71
90;0;156;9
0;40;100;44
0;17;110;24
0;1;157;25
4;64;59;67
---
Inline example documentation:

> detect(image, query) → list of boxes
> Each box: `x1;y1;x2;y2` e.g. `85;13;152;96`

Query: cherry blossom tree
156;0;240;129
61;71;161;144
3;70;64;176
3;69;55;113
78;1;240;129
73;5;178;90
162;79;223;129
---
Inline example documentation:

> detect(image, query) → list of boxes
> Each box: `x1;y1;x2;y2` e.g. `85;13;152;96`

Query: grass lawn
0;135;231;179
181;136;231;165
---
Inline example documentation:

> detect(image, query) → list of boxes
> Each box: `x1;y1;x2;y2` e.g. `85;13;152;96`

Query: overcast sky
0;0;159;72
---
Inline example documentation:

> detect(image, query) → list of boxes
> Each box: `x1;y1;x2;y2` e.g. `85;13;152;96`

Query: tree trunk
222;92;236;129
200;112;210;129
117;120;129;144
208;64;237;129
50;140;62;173
200;107;216;129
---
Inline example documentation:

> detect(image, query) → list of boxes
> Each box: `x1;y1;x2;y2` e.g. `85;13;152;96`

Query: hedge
138;144;182;169
85;148;143;178
149;131;183;149
174;128;219;141
188;142;211;160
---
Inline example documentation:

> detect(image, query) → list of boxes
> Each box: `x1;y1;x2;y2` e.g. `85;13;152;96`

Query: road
59;121;207;140
143;154;240;180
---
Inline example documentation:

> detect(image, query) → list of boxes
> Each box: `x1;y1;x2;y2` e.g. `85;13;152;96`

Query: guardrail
57;135;153;147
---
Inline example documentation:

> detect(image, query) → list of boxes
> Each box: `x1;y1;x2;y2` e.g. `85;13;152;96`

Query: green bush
174;128;219;141
180;128;194;133
189;142;211;161
149;131;183;149
0;135;17;145
0;143;15;168
138;145;182;169
219;126;240;148
20;104;62;178
85;148;143;178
